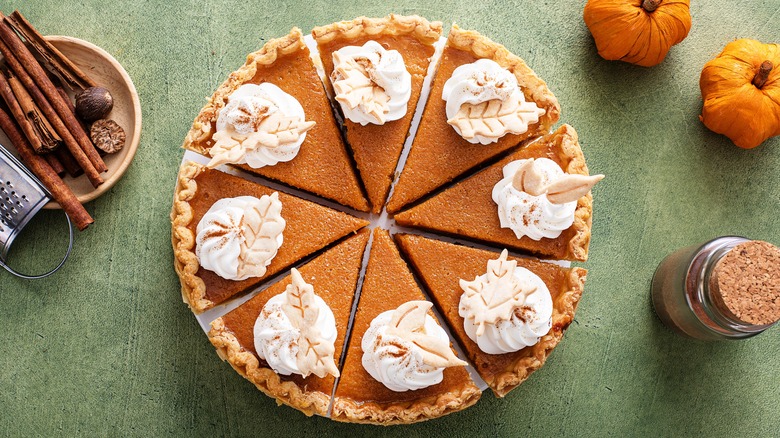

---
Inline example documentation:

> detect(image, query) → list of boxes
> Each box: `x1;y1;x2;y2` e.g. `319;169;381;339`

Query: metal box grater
0;144;72;279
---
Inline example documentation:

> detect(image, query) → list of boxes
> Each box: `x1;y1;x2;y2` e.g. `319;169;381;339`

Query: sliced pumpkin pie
312;15;443;213
395;233;586;397
182;28;370;212
208;229;370;417
394;124;602;261
385;24;560;213
331;229;480;424
171;161;368;313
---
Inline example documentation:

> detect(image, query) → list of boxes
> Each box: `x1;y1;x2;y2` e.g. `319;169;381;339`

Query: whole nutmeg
90;119;126;154
75;87;114;122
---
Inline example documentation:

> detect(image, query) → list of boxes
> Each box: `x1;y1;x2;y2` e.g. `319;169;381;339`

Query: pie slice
182;28;370;212
208;229;370;417
171;161;369;313
312;15;443;213
394;124;594;261
385;24;560;213
395;233;586;397
332;229;480;424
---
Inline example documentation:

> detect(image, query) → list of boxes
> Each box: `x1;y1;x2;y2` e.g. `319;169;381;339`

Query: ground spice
651;237;780;341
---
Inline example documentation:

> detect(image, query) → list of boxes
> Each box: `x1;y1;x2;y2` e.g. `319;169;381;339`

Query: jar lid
711;240;780;326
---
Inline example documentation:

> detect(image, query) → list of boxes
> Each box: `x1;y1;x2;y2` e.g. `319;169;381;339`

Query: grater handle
0;210;73;279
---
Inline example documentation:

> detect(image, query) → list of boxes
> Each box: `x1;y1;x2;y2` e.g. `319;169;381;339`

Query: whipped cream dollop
195;194;285;281
330;40;412;125
253;268;339;378
362;301;465;392
492;158;578;241
442;59;545;144
208;83;315;168
459;250;552;354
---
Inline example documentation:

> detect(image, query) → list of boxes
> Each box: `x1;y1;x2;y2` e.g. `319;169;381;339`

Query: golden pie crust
395;233;586;397
181;28;369;212
394;124;594;262
386;24;561;214
312;14;442;45
171;161;368;313
208;230;369;417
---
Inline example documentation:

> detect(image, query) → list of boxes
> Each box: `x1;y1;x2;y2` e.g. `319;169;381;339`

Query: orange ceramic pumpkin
700;39;780;149
583;0;691;67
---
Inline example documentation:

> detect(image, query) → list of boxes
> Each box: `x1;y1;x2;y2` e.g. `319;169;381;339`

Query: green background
1;0;779;436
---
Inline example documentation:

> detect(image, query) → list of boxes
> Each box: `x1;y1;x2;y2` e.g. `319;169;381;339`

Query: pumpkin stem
642;0;662;12
752;61;773;89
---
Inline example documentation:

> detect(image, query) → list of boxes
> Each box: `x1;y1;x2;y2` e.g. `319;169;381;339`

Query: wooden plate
0;35;142;209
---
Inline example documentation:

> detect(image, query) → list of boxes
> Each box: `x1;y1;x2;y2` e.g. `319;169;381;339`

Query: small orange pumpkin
583;0;692;67
700;39;780;149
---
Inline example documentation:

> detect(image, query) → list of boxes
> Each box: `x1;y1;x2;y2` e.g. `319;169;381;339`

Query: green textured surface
1;0;779;436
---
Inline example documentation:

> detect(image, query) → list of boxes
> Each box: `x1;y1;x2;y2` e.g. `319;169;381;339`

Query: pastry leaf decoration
459;250;537;336
236;192;286;280
511;158;605;204
207;131;244;168
511;159;547;196
281;268;340;379
207;111;315;168
386;301;466;369
545;173;605;204
259;113;316;145
447;94;545;141
331;52;390;124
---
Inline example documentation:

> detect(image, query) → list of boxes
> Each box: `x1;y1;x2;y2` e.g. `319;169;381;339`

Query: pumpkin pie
182;28;370;212
171;161;368;313
394;124;595;261
312;15;443;213
331;229;481;424
395;233;586;397
208;229;370;417
385;24;560;213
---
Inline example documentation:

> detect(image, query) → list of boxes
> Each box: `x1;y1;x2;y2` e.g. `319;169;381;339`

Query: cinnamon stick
54;85;84;129
43;152;65;176
8;72;62;152
47;79;82;177
8;11;96;90
55;85;73;110
54;146;83;177
0;37;103;187
0;69;43;153
54;84;103;158
0;14;106;174
0;103;93;230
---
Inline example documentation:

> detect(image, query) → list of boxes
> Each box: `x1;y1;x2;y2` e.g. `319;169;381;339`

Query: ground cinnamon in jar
651;237;780;340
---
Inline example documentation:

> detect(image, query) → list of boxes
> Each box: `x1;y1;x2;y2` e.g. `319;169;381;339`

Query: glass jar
651;236;779;341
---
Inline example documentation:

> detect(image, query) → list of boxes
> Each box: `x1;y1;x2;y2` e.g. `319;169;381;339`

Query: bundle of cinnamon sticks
0;10;108;231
